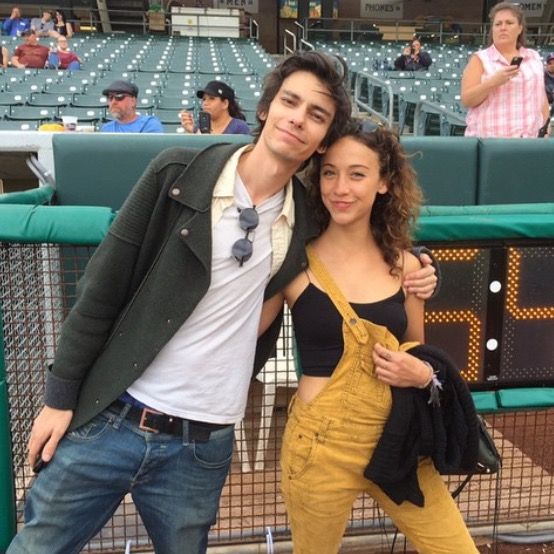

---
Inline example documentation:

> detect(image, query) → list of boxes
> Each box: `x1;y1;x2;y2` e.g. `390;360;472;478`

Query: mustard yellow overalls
280;247;477;554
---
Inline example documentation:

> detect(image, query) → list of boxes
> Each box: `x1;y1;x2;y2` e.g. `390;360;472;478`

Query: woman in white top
461;2;550;138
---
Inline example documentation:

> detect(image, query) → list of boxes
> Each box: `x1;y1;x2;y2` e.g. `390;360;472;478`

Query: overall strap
307;244;369;344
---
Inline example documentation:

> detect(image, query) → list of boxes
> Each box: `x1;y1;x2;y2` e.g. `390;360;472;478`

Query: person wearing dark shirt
259;121;474;553
53;10;74;38
545;52;554;105
394;38;433;71
180;80;251;135
11;30;49;69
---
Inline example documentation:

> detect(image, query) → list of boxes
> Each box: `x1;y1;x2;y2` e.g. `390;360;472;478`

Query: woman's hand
373;343;432;388
489;64;520;88
179;110;194;133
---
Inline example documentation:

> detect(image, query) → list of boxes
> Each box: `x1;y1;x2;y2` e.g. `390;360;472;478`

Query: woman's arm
419;51;432;69
372;252;430;388
66;21;74;37
258;292;285;337
461;53;519;108
394;55;406;70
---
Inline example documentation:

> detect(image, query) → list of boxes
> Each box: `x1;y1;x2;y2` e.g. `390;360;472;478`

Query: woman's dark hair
226;96;246;120
489;2;526;48
253;50;351;148
55;10;67;23
307;120;422;273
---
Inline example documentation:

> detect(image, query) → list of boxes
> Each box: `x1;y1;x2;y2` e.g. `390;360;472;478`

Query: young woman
180;80;251;135
52;10;74;38
260;122;477;553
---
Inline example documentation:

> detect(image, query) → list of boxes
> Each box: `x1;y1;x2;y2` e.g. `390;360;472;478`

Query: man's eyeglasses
107;93;130;102
231;207;259;267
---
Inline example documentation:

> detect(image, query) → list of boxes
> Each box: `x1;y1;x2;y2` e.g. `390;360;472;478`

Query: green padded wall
401;137;479;206
478;139;554;204
52;134;252;210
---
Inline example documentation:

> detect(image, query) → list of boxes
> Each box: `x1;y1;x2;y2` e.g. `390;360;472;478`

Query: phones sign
215;0;258;11
361;0;403;20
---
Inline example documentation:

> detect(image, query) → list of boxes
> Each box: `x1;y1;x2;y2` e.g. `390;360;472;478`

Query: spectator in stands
100;80;163;133
47;36;81;70
1;46;8;68
52;10;74;38
461;2;550;138
180;80;251;135
11;30;49;69
545;52;554;105
2;6;29;37
30;10;55;38
6;50;437;554
394;38;432;71
259;120;476;554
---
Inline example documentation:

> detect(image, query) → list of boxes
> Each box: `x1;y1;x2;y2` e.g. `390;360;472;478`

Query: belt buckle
139;408;162;433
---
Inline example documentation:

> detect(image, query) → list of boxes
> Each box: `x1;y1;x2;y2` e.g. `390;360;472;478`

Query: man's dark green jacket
45;143;318;429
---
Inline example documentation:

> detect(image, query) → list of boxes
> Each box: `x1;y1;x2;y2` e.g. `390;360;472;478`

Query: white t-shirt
126;173;285;423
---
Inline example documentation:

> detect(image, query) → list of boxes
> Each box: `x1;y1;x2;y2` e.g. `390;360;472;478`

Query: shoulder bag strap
306;244;368;344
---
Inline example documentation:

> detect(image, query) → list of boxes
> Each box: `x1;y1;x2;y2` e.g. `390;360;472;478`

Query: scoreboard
425;242;554;389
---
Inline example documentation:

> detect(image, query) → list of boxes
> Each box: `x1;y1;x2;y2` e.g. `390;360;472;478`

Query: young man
11;29;48;69
100;79;163;133
30;9;54;37
47;35;81;70
8;51;436;554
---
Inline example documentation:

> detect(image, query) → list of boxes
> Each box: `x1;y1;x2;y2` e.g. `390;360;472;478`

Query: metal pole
0;306;16;552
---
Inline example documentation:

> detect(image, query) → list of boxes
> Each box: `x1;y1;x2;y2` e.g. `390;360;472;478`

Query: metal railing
354;70;394;127
283;29;296;55
413;99;466;136
294;17;554;47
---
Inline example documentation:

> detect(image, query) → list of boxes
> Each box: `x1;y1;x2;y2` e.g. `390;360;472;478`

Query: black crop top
291;283;407;378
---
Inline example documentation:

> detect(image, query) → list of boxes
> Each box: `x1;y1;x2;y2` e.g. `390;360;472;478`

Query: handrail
284;29;296;55
413;99;466;136
303;17;554;46
354;71;394;127
294;20;306;41
250;18;259;41
299;38;315;51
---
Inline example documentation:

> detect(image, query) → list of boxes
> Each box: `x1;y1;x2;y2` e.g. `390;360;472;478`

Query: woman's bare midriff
297;375;332;404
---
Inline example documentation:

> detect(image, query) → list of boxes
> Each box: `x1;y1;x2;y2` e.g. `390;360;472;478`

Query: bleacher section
2;34;552;136
0;34;274;131
316;40;552;136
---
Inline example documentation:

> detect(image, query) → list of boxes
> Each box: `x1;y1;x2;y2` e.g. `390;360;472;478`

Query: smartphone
510;56;523;67
198;111;211;134
32;456;48;474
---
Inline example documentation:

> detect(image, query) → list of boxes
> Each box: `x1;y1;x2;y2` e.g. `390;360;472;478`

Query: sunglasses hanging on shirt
231;207;259;267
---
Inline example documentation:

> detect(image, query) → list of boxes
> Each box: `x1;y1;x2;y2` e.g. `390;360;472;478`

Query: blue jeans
47;53;81;71
7;404;234;554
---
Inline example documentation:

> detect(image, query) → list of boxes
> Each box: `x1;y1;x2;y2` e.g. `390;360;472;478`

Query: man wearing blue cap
100;79;163;133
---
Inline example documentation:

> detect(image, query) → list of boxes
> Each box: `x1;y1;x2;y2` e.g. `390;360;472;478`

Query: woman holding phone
180;80;251;135
461;2;550;138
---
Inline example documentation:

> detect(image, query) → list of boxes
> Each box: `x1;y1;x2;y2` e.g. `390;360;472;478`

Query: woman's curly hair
307;120;422;274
